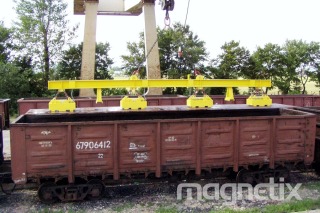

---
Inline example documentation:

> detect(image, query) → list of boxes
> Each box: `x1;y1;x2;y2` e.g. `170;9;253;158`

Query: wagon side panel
25;126;68;178
118;123;157;173
238;119;271;166
304;116;316;165
275;118;306;163
72;124;114;176
201;120;235;168
160;122;197;171
11;126;28;184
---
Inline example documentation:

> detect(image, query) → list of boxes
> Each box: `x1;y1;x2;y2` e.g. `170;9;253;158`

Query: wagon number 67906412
75;141;111;150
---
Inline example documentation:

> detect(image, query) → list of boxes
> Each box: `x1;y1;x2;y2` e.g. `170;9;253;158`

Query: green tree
208;40;250;95
306;42;320;94
275;40;309;94
121;32;146;77
247;43;283;93
13;0;78;86
55;43;82;80
95;42;113;80
56;42;114;80
158;23;207;80
0;22;12;63
0;62;31;113
121;22;208;95
55;42;116;96
210;40;250;79
14;56;49;97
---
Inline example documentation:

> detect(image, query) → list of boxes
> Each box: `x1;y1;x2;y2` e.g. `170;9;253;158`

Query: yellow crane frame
48;75;272;111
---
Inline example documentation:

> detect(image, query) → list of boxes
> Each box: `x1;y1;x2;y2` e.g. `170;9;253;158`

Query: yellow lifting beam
48;78;271;90
48;76;272;111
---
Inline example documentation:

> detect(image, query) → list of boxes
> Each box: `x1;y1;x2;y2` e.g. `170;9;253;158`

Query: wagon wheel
0;182;16;195
86;179;105;200
0;175;16;195
38;182;58;204
236;169;254;185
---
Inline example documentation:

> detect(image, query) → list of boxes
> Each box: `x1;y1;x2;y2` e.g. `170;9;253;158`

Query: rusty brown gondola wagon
10;104;316;203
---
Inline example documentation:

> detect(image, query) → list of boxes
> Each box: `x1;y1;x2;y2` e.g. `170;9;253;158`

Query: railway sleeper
37;179;105;204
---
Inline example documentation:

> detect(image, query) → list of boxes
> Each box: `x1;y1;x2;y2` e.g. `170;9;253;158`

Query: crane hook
161;0;174;27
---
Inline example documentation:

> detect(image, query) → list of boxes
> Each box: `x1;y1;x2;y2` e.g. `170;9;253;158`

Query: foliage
95;42;113;80
0;22;12;63
212;40;251;79
308;42;320;89
56;42;114;80
207;40;250;95
55;44;82;80
121;32;146;77
0;62;31;113
55;42;117;96
247;43;283;93
158;23;208;79
274;40;308;94
13;0;78;85
0;20;50;113
121;22;208;95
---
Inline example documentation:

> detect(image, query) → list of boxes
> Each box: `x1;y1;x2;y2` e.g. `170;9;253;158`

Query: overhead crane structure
66;0;272;112
75;0;171;97
48;75;272;111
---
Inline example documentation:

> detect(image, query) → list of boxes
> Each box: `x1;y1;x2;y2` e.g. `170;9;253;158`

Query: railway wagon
10;104;316;203
0;99;10;129
293;106;320;175
17;95;320;115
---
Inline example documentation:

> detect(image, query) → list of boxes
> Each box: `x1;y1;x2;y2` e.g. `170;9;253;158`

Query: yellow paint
246;95;272;107
49;98;76;112
48;75;272;111
48;78;271;90
187;95;214;108
225;87;235;101
120;96;147;110
96;88;102;103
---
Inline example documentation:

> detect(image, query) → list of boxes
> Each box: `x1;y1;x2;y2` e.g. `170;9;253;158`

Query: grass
155;206;179;213
112;202;135;212
209;199;320;213
301;181;320;190
35;210;82;213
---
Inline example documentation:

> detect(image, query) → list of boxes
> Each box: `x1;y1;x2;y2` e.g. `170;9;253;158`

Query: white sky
1;0;320;66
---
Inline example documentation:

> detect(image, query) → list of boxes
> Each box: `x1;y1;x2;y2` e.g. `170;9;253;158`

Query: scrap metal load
10;104;316;202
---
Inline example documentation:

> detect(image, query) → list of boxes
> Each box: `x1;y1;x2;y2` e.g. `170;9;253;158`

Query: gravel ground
0;172;320;213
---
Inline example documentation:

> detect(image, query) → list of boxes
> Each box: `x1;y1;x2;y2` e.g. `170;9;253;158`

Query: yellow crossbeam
48;79;271;90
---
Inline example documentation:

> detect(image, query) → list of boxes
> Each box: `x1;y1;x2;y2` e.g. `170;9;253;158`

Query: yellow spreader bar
47;77;272;112
48;79;271;90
